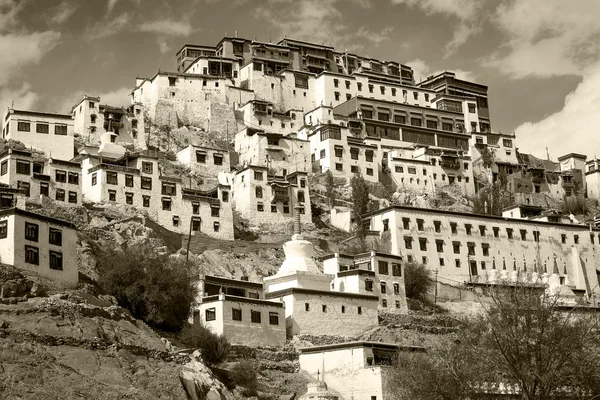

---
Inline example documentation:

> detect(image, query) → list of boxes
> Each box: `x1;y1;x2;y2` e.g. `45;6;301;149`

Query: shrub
96;244;197;332
230;360;258;396
179;323;231;366
404;262;433;301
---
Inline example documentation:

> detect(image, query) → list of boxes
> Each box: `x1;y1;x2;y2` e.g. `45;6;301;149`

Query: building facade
264;229;379;338
0;149;82;206
322;250;408;313
2;109;75;161
299;342;418;400
235;126;310;175
176;144;231;191
232;165;312;229
0;208;78;287
366;205;600;298
80;149;234;240
72;95;146;148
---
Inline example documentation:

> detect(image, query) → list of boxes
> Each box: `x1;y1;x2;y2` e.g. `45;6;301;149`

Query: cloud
254;0;381;50
355;26;394;46
0;31;62;86
515;63;600;157
85;13;131;40
0;83;39;115
406;58;476;83
107;0;119;14
486;0;600;79
58;87;132;114
48;1;79;25
390;0;482;54
139;20;194;36
157;38;170;54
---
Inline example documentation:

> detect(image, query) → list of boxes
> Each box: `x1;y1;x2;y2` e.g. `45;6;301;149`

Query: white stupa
264;208;333;293
98;132;126;159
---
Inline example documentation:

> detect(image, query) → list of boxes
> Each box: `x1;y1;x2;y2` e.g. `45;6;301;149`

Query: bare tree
392;283;600;399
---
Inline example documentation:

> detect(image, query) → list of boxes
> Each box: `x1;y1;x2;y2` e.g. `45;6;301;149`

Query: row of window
195;152;224;165
16;121;68;135
333;79;432;103
15;180;77;203
392;217;595;245
17;222;64;246
304;302;363;315
361;109;464;132
255;186;305;201
256;203;305;214
2;160;79;184
24;245;63;270
94;173;229;202
205;307;279;325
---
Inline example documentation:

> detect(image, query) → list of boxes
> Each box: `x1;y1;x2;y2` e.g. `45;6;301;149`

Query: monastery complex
1;34;600;400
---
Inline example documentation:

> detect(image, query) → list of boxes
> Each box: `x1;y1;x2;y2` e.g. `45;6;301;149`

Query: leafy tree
403;262;433;301
325;169;336;207
96;244;197;332
230;360;258;396
561;195;589;216
392;284;600;399
179;323;231;366
351;173;370;236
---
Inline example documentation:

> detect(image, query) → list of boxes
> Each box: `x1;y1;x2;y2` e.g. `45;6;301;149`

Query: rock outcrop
179;351;235;400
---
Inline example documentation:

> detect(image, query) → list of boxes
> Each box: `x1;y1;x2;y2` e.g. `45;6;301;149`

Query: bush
96;244;197;332
230;360;258;396
404;262;433;301
179;323;231;366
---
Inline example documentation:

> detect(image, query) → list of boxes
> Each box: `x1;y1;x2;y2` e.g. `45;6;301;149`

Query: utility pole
186;216;194;265
434;269;438;306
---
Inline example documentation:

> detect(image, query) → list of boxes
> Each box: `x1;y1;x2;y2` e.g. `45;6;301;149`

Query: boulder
179;358;234;400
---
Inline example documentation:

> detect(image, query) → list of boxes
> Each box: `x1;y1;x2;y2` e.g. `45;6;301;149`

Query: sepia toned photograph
0;0;599;399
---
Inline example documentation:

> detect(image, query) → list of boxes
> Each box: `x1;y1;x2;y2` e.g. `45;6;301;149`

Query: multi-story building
387;147;474;196
80;144;234;240
0;184;26;209
232;165;311;229
72;95;146;148
2;108;75;161
235;126;310;175
299;342;423;400
131;71;246;134
175;44;217;73
366;205;600;299
0;207;78;287
322;250;408;313
331;96;475;195
471;131;520;190
300;106;380;183
176;144;231;191
235;100;304;136
264;229;379;337
419;71;492;132
195;275;286;347
0;149;82;206
585;158;600;199
557;153;587;196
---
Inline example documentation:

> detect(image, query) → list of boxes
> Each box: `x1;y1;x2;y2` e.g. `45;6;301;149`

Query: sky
2;0;600;160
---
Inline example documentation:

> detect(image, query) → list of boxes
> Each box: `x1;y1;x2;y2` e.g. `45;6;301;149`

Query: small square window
232;308;242;321
205;308;216;321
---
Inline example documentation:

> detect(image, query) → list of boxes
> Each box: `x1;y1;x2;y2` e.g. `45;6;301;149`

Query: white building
300;106;380;183
299;342;423;400
322;251;408;313
0;149;82;206
176;144;232;191
232;165;311;229
0;207;78;287
235;126;310;175
72;95;146;148
366;205;600;299
195;275;286;347
2;108;75;161
264;224;379;337
80;140;234;240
